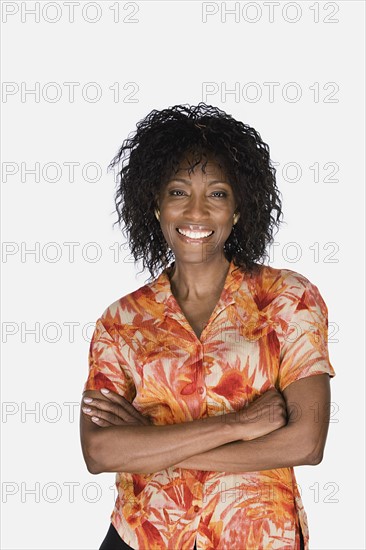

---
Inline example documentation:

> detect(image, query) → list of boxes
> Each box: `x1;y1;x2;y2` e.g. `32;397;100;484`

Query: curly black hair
108;103;282;282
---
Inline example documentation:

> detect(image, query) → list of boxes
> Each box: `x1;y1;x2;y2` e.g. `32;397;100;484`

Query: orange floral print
83;259;335;549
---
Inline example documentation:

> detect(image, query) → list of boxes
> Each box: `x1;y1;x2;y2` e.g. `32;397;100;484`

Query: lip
176;228;214;244
176;224;215;232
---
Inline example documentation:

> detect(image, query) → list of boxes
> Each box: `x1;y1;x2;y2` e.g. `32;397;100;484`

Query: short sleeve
83;318;136;401
278;280;336;392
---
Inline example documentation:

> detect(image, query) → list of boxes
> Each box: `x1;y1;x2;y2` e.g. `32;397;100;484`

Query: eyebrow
167;178;230;186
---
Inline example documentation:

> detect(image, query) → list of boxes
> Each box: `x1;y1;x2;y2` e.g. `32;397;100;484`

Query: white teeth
177;228;214;239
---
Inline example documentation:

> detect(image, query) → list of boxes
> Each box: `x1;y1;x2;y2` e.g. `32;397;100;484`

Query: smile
176;228;214;239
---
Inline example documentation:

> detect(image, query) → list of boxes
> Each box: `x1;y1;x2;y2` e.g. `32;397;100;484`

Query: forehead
172;154;228;180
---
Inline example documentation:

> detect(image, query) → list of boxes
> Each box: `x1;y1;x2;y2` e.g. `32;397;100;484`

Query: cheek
161;224;178;245
215;225;234;242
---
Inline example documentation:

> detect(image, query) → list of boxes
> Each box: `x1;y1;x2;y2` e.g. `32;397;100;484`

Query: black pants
99;523;134;549
99;521;303;549
99;523;197;549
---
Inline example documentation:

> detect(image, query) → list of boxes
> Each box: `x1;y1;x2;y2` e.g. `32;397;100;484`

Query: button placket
195;344;206;397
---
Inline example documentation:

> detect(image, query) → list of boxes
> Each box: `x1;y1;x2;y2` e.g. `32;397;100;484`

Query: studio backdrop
1;1;365;549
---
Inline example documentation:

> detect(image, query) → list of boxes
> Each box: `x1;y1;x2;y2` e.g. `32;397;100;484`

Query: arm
177;374;331;471
175;279;335;473
80;388;286;474
81;319;240;474
81;391;234;474
174;374;331;472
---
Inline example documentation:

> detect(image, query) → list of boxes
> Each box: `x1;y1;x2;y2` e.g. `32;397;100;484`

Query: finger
90;415;113;428
81;406;115;428
82;403;144;426
83;396;137;423
99;389;142;416
82;404;128;425
98;389;150;423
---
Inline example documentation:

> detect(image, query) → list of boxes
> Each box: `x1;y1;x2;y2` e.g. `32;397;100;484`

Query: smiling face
156;154;240;265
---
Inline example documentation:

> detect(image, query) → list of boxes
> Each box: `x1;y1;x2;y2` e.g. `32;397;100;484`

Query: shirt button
197;386;204;395
194;505;200;512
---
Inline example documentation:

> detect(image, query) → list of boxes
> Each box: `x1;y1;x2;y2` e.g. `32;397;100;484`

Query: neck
167;255;231;302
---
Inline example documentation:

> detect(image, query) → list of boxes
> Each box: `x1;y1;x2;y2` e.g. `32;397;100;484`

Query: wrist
199;411;241;443
222;411;244;440
224;410;261;441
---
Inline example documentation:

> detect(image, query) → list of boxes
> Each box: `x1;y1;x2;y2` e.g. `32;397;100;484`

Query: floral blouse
83;259;335;550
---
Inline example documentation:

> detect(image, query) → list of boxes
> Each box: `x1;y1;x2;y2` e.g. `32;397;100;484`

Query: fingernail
82;407;91;413
83;397;93;403
91;416;99;422
100;388;110;394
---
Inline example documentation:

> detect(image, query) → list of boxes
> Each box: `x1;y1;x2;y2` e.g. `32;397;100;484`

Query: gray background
1;1;365;549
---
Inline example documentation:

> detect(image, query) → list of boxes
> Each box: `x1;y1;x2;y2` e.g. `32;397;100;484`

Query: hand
234;388;287;441
82;389;152;428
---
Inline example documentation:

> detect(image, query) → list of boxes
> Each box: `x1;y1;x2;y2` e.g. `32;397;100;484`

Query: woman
80;103;335;550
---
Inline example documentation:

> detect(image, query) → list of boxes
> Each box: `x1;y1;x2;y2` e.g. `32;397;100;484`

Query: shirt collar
143;260;285;342
149;258;246;313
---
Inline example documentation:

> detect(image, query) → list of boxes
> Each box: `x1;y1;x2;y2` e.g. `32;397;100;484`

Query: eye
168;190;228;198
211;191;227;198
169;190;185;196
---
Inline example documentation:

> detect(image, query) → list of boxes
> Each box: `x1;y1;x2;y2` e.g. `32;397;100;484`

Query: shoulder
97;279;162;331
238;264;329;322
244;264;317;300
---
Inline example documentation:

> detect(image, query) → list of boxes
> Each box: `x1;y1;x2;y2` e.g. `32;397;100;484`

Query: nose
183;193;210;220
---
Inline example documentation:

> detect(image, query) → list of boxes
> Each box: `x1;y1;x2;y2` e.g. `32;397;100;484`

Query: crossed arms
79;373;331;475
